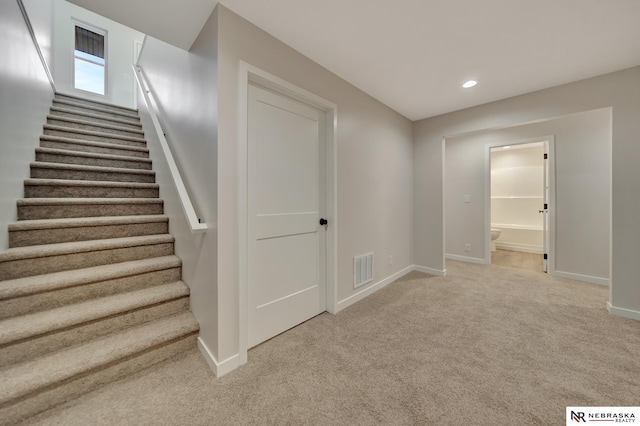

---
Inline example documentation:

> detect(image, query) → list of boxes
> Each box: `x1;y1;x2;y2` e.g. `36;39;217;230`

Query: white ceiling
67;0;640;121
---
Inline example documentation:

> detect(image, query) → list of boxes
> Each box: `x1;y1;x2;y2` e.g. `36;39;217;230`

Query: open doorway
489;140;551;273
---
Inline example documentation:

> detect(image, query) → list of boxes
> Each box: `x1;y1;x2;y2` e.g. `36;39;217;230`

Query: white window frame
72;19;108;97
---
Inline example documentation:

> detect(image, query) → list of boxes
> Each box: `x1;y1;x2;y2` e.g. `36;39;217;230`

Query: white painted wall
23;0;55;70
0;0;55;249
52;0;144;108
137;9;220;359
415;67;640;318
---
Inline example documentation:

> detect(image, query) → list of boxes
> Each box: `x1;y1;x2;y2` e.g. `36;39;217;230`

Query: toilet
490;228;502;252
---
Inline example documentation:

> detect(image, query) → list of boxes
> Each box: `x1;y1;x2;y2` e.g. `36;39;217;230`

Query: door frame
484;135;556;274
237;62;338;365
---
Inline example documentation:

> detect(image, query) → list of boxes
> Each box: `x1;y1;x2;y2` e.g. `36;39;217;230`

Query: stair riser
36;151;152;170
17;202;164;220
47;118;144;139
0;297;189;368
9;221;168;248
43;128;146;148
0;242;174;280
0;266;181;320
50;110;141;130
24;184;159;199
52;101;139;121
30;166;156;184
53;95;137;115
0;334;197;425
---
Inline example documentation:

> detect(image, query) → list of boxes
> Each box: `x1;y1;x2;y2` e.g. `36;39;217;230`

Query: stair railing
16;0;56;93
132;64;208;233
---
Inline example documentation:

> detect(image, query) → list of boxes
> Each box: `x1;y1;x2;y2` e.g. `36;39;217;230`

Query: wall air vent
353;252;374;288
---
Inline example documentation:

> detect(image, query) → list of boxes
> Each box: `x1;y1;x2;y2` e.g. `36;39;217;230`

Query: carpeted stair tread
16;198;165;220
54;93;138;114
0;312;198;406
24;179;160;199
8;214;168;247
0;255;180;301
8;215;168;233
0;281;189;347
46;115;144;137
0;234;174;264
52;99;139;120
50;106;141;127
30;162;156;183
35;147;152;170
43;124;147;146
17;197;162;207
39;136;149;157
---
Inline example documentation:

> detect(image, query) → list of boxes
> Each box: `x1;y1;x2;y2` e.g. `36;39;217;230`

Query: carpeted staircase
0;93;199;424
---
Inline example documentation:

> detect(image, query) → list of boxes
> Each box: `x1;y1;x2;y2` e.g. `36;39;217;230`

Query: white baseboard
608;302;640;321
445;253;488;265
554;270;610;287
412;264;447;276
495;242;543;254
336;265;413;313
197;337;239;378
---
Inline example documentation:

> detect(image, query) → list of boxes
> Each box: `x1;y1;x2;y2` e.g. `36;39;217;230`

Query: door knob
319;218;328;226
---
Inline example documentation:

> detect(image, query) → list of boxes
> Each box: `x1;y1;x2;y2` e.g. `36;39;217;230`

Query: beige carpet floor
24;261;640;425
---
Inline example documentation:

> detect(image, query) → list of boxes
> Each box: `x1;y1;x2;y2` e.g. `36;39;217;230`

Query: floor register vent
354;252;374;288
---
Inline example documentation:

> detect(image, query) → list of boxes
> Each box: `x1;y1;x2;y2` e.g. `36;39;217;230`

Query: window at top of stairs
74;24;106;96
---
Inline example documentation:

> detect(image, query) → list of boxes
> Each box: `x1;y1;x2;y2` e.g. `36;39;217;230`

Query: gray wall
216;5;414;361
0;0;55;249
137;9;220;357
444;109;611;283
414;66;640;317
139;4;414;366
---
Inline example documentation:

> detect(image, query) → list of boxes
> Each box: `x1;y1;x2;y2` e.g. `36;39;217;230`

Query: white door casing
247;84;327;348
542;141;550;272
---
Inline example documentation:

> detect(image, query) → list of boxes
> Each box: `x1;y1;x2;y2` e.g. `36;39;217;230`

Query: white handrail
132;64;208;233
17;0;56;93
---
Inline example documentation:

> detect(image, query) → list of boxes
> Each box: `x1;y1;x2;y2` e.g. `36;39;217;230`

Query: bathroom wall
491;143;544;253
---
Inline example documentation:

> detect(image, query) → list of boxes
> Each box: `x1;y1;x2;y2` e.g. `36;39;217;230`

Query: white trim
554;271;610;287
607;108;613;307
484;136;556;274
336;266;413;312
133;65;208;233
197;337;239;378
494;242;543;254
412;264;447;277
607;303;640;321
446;253;489;265
71;18;108;98
237;61;338;366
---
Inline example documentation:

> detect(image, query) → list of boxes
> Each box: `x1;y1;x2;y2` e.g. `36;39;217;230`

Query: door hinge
544;153;548;159
543;203;548;209
543;253;548;260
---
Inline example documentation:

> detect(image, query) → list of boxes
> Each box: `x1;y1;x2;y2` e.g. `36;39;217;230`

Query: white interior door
542;141;550;272
247;84;326;348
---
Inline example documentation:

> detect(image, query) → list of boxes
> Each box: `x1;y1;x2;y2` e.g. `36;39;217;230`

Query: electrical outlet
388;255;393;265
464;243;471;252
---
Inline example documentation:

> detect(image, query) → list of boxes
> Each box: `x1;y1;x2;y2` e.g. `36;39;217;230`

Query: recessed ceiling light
462;80;477;88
